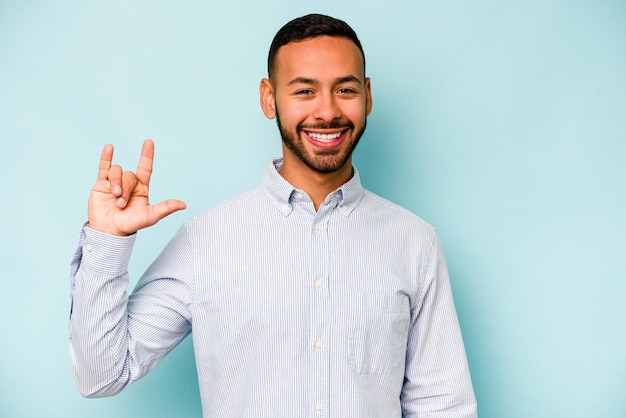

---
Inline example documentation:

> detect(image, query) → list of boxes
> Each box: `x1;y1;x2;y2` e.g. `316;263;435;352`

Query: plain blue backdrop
1;1;625;417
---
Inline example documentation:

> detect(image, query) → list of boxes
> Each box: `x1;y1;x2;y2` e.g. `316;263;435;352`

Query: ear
365;77;373;116
259;78;277;119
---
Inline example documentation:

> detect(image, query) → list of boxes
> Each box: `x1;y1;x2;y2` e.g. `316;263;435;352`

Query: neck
279;153;353;211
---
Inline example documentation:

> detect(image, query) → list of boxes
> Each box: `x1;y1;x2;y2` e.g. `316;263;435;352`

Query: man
70;14;477;417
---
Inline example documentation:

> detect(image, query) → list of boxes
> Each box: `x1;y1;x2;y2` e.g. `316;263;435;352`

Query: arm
401;233;478;417
69;140;188;397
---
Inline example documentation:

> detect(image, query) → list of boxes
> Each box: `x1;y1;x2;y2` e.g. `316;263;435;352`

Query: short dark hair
267;14;365;79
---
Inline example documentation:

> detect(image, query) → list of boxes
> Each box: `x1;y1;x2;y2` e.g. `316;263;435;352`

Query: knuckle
109;165;122;176
123;170;137;180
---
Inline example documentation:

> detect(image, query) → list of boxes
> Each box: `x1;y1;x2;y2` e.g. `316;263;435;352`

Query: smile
306;131;343;143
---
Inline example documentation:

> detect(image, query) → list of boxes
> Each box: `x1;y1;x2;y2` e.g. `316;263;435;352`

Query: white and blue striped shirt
69;159;477;417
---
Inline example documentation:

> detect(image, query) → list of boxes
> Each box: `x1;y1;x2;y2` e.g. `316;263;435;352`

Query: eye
295;89;313;95
338;87;357;94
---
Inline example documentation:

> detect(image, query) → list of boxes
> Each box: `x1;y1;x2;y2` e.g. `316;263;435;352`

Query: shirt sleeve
400;232;478;417
68;224;193;398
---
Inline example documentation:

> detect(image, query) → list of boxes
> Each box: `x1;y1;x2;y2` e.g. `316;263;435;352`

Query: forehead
273;36;365;83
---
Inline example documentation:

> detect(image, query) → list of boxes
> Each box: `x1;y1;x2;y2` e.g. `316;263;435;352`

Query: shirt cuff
79;225;137;276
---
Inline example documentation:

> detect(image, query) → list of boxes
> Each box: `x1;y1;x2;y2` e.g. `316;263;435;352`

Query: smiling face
260;36;372;180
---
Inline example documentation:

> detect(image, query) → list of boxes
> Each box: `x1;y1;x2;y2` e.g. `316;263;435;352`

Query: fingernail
116;197;125;207
112;185;121;195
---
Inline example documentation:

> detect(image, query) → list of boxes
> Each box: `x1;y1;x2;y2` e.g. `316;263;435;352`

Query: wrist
86;221;135;237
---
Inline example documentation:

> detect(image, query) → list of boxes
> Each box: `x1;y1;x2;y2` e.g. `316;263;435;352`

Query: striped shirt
69;159;477;417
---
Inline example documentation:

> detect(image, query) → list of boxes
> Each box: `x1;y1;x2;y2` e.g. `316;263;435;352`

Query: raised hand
88;139;187;236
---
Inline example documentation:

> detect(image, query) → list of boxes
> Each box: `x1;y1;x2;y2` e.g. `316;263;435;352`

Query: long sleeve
400;233;478;417
69;225;193;398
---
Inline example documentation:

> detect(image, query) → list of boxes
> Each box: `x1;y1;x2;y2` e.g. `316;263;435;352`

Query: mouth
303;129;347;149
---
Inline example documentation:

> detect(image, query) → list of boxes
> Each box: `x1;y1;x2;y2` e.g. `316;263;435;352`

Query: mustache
297;121;354;131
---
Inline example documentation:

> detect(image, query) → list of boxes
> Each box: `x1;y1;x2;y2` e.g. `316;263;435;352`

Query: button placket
309;207;331;418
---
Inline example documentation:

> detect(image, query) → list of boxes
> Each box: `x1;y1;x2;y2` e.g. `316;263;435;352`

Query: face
260;36;372;175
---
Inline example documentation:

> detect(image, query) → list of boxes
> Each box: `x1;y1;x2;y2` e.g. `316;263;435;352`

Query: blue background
1;1;625;417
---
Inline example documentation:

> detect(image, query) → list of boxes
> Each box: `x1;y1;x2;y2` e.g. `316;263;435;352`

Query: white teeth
307;131;342;142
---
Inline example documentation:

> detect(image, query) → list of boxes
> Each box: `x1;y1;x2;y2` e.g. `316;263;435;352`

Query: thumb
148;199;187;225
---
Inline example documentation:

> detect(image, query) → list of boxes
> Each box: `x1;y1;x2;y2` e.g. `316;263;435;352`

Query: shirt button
84;244;93;252
315;403;323;413
315;340;322;350
295;192;304;199
314;280;322;288
314;223;320;231
282;204;290;211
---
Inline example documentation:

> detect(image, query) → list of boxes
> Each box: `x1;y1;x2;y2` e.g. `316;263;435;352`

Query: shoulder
359;189;437;234
183;187;266;229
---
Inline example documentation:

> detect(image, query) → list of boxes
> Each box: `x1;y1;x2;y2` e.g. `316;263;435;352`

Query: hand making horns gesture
88;139;187;236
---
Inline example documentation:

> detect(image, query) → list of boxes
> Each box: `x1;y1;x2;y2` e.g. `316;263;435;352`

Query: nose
312;92;341;121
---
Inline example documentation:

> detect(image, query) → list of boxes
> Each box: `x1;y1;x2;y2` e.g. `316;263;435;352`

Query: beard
276;113;367;174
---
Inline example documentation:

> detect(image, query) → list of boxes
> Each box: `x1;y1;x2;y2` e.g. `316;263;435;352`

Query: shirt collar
261;158;364;217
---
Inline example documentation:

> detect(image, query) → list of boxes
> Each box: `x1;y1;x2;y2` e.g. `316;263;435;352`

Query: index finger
135;139;155;185
98;144;114;180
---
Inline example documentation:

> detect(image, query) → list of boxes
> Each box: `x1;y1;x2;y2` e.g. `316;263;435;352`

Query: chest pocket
349;294;411;374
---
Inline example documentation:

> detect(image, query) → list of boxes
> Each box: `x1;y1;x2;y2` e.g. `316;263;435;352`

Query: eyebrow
287;75;362;86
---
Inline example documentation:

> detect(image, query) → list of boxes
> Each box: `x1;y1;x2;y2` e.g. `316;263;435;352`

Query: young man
70;14;477;417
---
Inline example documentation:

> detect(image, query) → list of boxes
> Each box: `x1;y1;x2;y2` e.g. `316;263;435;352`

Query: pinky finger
98;144;114;180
